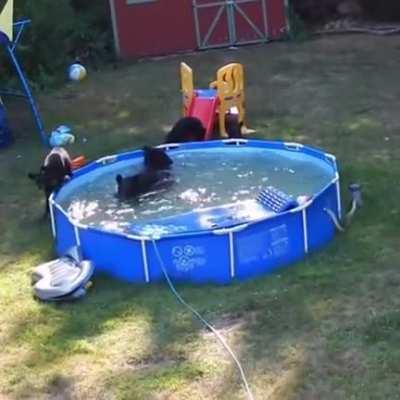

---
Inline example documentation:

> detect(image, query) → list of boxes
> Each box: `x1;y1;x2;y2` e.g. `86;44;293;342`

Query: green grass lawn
1;34;400;399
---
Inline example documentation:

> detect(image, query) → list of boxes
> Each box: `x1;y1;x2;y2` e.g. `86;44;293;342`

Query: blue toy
49;125;75;147
257;186;298;213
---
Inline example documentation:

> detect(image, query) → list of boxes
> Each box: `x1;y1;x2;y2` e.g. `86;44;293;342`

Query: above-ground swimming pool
51;139;341;284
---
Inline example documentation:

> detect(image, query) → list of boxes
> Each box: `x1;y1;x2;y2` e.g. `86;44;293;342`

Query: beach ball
68;63;87;82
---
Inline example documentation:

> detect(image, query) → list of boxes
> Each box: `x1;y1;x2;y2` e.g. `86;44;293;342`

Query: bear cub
164;114;242;143
116;146;173;200
28;147;72;216
164;116;206;144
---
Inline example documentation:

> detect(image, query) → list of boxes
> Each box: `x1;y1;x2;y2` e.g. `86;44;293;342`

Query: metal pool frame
50;139;341;284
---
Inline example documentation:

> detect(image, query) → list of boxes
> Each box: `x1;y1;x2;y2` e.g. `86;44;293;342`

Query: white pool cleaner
31;247;94;301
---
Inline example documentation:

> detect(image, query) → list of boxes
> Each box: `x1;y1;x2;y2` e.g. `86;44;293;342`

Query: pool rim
51;138;340;240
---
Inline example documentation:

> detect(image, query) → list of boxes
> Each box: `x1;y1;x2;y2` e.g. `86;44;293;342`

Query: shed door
193;0;268;49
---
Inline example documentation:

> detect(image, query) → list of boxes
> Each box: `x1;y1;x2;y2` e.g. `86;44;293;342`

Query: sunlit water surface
57;147;334;233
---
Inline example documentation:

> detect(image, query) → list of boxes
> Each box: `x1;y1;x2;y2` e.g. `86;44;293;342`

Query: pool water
58;147;335;233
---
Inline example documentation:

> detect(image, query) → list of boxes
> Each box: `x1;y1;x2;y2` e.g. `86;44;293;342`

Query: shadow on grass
3;209;399;399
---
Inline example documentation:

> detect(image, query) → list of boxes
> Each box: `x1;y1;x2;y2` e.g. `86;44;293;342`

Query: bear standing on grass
28;147;72;216
164;115;242;143
116;146;173;200
164;116;206;144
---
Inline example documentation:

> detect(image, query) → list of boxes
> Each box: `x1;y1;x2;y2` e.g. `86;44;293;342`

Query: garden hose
325;183;362;232
151;239;255;400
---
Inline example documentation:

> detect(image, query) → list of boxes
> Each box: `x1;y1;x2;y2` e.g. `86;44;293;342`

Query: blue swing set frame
0;20;48;146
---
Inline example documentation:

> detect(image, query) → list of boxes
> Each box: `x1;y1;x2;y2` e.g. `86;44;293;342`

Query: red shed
109;0;289;59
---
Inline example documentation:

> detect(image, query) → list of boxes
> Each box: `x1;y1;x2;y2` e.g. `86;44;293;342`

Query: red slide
187;94;219;141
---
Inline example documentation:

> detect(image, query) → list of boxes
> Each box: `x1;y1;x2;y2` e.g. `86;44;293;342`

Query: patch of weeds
363;311;400;345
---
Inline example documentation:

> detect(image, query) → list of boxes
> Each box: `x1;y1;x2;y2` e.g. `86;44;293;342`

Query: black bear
28;147;72;216
116;146;173;200
164;114;242;143
164;116;206;144
223;113;242;138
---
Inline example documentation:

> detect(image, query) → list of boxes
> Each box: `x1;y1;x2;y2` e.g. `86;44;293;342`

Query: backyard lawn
0;34;399;399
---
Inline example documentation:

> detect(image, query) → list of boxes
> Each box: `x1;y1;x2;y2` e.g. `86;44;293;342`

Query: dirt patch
201;312;258;337
44;375;75;400
126;353;186;371
206;314;246;332
336;349;366;372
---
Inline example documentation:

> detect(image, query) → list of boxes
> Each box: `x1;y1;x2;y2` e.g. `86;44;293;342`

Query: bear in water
28;147;72;216
116;146;173;200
